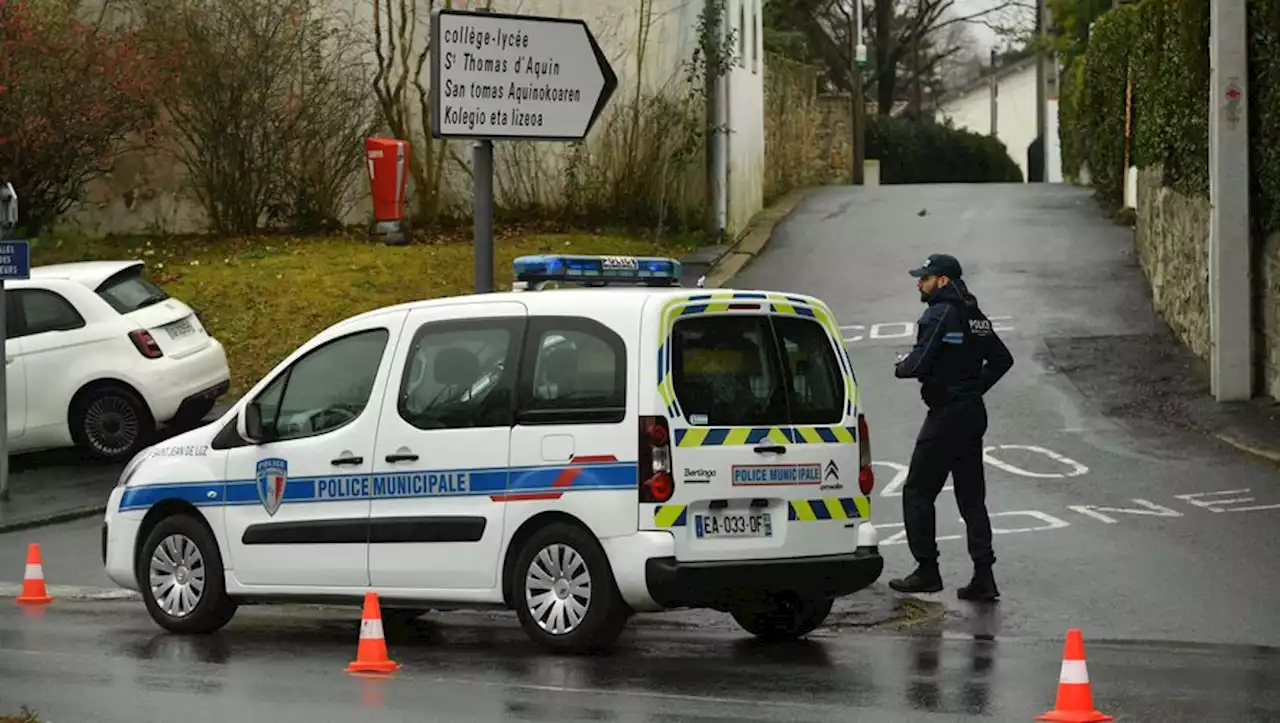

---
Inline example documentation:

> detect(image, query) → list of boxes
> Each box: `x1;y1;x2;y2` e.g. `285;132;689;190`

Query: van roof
340;287;832;327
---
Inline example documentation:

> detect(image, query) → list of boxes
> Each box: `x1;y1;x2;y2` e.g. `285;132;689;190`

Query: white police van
102;254;881;653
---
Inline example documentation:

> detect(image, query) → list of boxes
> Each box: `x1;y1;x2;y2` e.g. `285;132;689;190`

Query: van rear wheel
512;522;629;654
730;593;833;642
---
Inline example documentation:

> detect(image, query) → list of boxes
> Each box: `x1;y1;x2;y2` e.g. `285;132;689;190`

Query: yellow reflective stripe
831;426;855;443
792;500;818;521
723;427;752;445
795;427;824;444
678;428;710;447
767;427;790;444
653;504;685;527
854;497;871;518
823;498;848;519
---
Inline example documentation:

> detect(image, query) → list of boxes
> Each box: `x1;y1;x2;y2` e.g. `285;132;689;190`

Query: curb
0;505;106;535
1212;431;1280;466
701;187;812;289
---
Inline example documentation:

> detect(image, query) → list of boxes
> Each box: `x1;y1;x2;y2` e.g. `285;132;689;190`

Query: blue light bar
512;254;683;288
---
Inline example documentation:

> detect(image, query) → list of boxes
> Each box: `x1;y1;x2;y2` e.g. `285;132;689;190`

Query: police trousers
901;396;995;567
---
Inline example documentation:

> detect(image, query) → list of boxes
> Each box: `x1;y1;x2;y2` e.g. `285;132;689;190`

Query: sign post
0;182;29;502
430;7;617;293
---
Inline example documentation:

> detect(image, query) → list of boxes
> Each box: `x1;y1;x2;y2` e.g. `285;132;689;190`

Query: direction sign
0;240;29;280
430;8;618;141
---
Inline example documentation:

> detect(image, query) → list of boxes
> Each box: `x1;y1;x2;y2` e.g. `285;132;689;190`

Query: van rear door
641;295;867;562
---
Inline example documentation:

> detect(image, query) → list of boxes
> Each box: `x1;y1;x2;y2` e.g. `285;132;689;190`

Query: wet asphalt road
2;183;1279;720
733;183;1280;647
1;600;1277;722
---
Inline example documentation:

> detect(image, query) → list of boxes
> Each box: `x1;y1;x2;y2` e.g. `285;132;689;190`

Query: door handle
753;445;786;455
330;455;364;466
385;453;419;463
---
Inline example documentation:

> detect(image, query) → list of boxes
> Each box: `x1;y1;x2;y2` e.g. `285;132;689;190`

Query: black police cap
908;253;962;279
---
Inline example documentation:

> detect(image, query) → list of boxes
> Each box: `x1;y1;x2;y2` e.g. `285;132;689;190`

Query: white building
932;56;1063;183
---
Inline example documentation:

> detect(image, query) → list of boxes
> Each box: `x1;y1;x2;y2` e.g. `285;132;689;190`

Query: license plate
694;512;772;539
166;318;195;339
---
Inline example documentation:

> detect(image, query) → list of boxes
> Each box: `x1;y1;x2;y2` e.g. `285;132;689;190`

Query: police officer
887;253;1013;601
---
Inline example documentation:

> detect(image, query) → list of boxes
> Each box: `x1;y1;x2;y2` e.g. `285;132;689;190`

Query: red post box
365;137;410;244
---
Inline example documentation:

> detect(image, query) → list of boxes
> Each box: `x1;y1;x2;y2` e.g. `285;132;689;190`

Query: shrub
864;116;1024;184
0;0;170;234
1250;0;1280;235
131;0;378;235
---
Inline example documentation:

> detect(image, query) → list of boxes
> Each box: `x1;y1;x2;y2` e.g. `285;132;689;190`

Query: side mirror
237;401;275;443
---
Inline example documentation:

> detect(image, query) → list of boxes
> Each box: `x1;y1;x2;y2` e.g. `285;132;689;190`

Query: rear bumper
140;339;230;422
644;545;884;610
174;378;230;421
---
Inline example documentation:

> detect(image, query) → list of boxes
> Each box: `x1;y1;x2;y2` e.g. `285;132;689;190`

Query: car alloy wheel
84;393;141;457
524;542;593;635
148;533;206;618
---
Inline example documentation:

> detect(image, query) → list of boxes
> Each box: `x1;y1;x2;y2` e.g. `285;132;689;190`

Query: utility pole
851;1;866;185
704;0;728;242
1034;0;1046;182
989;47;998;136
1208;0;1252;401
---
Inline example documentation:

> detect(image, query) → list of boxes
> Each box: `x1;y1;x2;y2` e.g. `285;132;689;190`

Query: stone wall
1133;164;1212;360
1262;233;1280;400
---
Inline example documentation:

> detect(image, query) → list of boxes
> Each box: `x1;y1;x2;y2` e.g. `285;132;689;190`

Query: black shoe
888;563;943;593
957;566;1000;601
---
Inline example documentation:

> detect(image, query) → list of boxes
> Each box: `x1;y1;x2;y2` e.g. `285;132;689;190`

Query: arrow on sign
430;8;618;142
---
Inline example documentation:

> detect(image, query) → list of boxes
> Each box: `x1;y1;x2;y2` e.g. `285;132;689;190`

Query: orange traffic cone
16;543;53;605
1036;629;1113;722
346;591;400;674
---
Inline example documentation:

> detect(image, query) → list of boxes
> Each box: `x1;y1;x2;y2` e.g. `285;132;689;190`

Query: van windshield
671;315;845;427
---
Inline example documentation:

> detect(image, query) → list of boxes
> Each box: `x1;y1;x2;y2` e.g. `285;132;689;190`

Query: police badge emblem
256;457;289;516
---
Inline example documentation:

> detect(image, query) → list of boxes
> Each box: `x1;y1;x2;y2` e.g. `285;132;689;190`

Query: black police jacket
893;279;1014;409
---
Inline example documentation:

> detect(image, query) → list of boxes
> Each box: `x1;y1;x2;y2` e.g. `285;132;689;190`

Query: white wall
725;0;766;236
934;61;1042;183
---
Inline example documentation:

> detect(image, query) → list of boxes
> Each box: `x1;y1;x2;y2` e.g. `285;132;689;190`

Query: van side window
516;317;626;425
254;328;390;441
398;319;520;430
670;315;788;427
771;316;845;424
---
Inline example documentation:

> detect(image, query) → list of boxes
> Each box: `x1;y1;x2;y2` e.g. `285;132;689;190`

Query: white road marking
0;583;139;600
989;509;1071;534
1067;499;1183;524
873;461;925;497
983;445;1090;478
878;509;1069;545
1175;488;1280;513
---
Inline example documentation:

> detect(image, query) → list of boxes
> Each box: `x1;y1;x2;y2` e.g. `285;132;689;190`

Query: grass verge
33;227;698;396
1;707;40;723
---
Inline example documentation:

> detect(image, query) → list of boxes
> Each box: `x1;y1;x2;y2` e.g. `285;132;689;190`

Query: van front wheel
138;514;237;634
512;522;629;654
730;593;834;641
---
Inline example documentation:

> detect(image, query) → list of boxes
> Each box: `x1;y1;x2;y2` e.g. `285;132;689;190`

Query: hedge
864;116;1025;184
1066;0;1280;235
1251;0;1280;235
1058;55;1086;182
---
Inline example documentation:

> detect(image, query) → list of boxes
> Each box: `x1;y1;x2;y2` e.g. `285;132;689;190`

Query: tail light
638;415;674;503
857;412;875;495
129;329;164;359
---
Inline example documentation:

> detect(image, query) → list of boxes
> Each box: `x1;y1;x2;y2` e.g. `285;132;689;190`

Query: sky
951;0;1039;53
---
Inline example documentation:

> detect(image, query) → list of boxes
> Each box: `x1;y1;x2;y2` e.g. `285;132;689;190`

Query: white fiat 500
102;254;881;653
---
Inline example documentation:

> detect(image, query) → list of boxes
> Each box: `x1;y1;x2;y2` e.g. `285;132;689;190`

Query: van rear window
96;267;170;314
671;315;846;426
